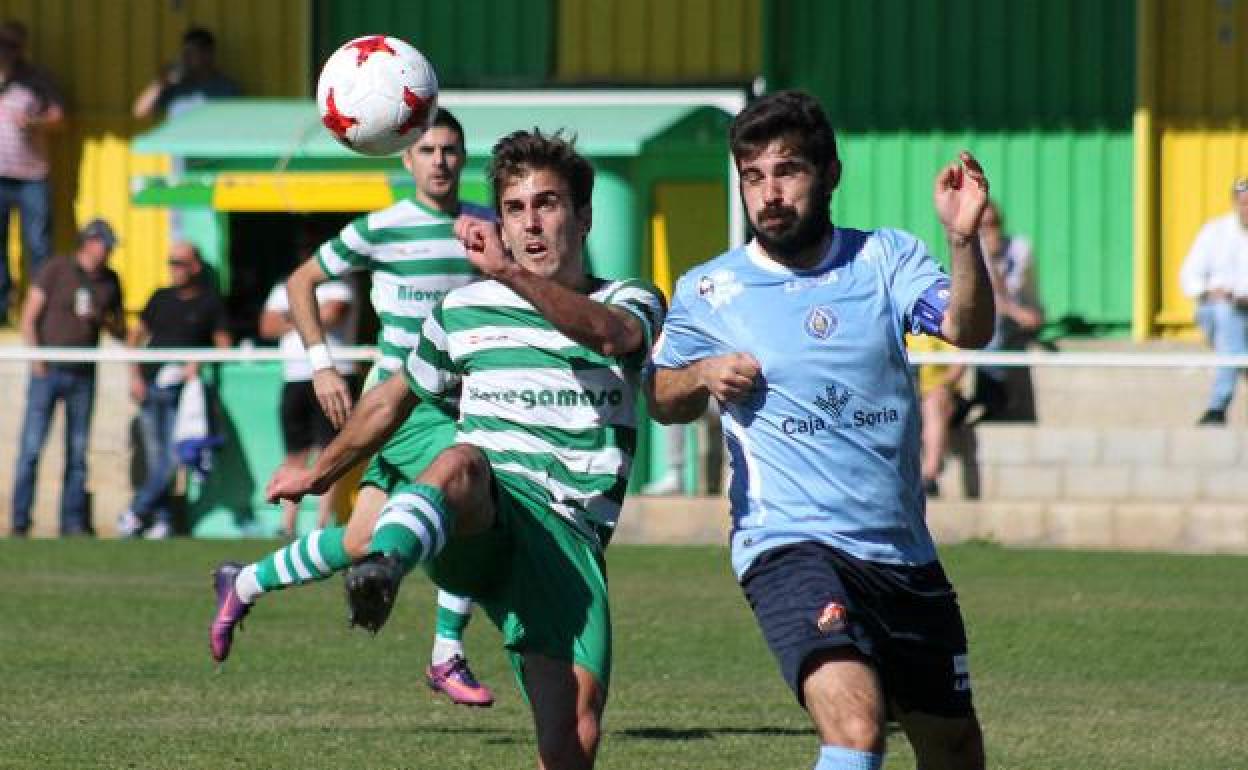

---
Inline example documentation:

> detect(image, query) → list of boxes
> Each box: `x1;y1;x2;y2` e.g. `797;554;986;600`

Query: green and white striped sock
240;527;352;602
369;483;453;572
432;591;474;664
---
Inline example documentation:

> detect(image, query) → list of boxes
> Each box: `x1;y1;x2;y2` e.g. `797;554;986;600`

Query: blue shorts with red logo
740;540;974;717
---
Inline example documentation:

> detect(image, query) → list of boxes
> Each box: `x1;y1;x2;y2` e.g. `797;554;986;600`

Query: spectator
908;333;966;497
118;241;231;539
11;218;124;536
0;19;66;322
963;199;1044;422
132;26;240;121
258;273;356;538
1179;177;1248;425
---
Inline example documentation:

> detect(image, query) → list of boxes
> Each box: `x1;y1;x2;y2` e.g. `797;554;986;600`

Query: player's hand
453;211;493;244
458;219;511;278
313;368;353;429
697;353;762;404
933;151;990;240
266;465;320;504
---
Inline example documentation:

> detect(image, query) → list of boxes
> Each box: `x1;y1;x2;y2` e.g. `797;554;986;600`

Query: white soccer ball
315;34;439;157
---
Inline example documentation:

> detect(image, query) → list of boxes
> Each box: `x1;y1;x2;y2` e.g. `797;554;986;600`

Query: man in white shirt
1179;178;1248;425
258;276;355;537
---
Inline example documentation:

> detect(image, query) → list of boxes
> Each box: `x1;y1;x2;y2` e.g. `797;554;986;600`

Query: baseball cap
80;218;118;249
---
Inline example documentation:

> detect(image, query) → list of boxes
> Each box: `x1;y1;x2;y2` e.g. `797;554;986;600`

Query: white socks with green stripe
237;526;353;604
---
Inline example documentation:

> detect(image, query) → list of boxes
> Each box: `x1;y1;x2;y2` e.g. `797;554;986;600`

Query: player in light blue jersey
649;91;994;770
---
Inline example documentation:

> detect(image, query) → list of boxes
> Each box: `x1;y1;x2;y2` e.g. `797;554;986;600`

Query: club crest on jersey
816;601;847;634
805;305;838;339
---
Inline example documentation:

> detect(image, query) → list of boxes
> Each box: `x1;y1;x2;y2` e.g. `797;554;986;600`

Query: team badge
805;305;838;339
815;601;847;634
697;275;714;298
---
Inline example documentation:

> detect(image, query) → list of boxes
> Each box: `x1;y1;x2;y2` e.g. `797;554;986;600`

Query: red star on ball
321;88;358;143
348;35;395;66
396;87;434;136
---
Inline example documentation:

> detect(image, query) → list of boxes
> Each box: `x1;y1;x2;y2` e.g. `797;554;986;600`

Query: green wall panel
832;132;1134;330
766;0;1133;131
765;0;1136;332
313;0;553;87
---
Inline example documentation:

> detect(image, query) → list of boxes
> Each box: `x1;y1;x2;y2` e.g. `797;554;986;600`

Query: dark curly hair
729;90;840;179
488;129;594;215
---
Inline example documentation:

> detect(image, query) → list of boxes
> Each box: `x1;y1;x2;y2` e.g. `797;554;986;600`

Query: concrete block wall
936;425;1248;505
0;356;134;538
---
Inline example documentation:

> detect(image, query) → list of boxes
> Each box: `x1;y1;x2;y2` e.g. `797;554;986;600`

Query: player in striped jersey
267;129;664;769
209;110;495;707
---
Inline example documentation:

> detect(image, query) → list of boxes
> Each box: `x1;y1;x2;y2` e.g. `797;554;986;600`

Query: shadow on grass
613;726;816;741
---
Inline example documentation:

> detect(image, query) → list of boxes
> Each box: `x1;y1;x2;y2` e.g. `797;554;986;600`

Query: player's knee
804;677;883;751
342;525;370;559
425;443;489;490
834;712;883;753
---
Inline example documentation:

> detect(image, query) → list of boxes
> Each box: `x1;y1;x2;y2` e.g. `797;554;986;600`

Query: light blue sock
815;745;883;770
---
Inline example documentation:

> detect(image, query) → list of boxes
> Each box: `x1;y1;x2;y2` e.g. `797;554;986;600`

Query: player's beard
752;182;832;264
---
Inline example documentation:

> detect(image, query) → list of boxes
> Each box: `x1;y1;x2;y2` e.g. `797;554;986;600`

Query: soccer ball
316;35;439;157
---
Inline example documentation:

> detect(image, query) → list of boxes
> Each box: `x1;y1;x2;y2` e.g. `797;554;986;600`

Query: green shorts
359;399;457;495
425;471;612;692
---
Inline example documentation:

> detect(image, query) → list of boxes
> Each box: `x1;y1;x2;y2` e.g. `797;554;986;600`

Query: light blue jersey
652;227;949;577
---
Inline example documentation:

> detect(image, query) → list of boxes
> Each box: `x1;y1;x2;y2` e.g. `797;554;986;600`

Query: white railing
0;346;1244;369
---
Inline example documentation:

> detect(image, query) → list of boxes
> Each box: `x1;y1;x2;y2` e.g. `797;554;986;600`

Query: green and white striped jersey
403;276;666;535
316;198;493;373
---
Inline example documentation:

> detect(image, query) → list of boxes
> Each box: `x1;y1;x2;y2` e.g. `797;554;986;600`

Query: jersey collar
407;196;460;220
745;228;842;275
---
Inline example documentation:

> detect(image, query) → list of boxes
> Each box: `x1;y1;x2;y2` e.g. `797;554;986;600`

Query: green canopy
131;97;727;160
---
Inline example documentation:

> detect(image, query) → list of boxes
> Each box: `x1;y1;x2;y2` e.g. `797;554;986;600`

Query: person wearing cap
10;218;124;537
1179;177;1248;425
118;241;231;539
0;19;66;323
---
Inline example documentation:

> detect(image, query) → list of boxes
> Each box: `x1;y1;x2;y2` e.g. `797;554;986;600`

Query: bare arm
288;257;354;427
318;298;351;328
132;78;166;119
287;258;333;348
29;102;65;131
647;353;761;425
267;375;418;500
934;152;996;349
127;318;151;402
461;222;645;357
499;264;644;357
102;298;126;341
257;308;290;341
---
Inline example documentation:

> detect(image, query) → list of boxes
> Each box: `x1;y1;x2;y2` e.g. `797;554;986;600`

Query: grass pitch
1;540;1245;769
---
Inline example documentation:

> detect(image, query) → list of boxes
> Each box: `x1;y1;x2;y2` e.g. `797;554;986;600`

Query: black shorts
280;380;339;453
740;540;974;717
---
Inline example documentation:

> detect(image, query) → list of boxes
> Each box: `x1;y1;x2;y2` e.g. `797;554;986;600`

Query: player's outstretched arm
934;151;996;349
460;221;646;357
288;257;354;428
648;353;761;424
266;375;417;503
